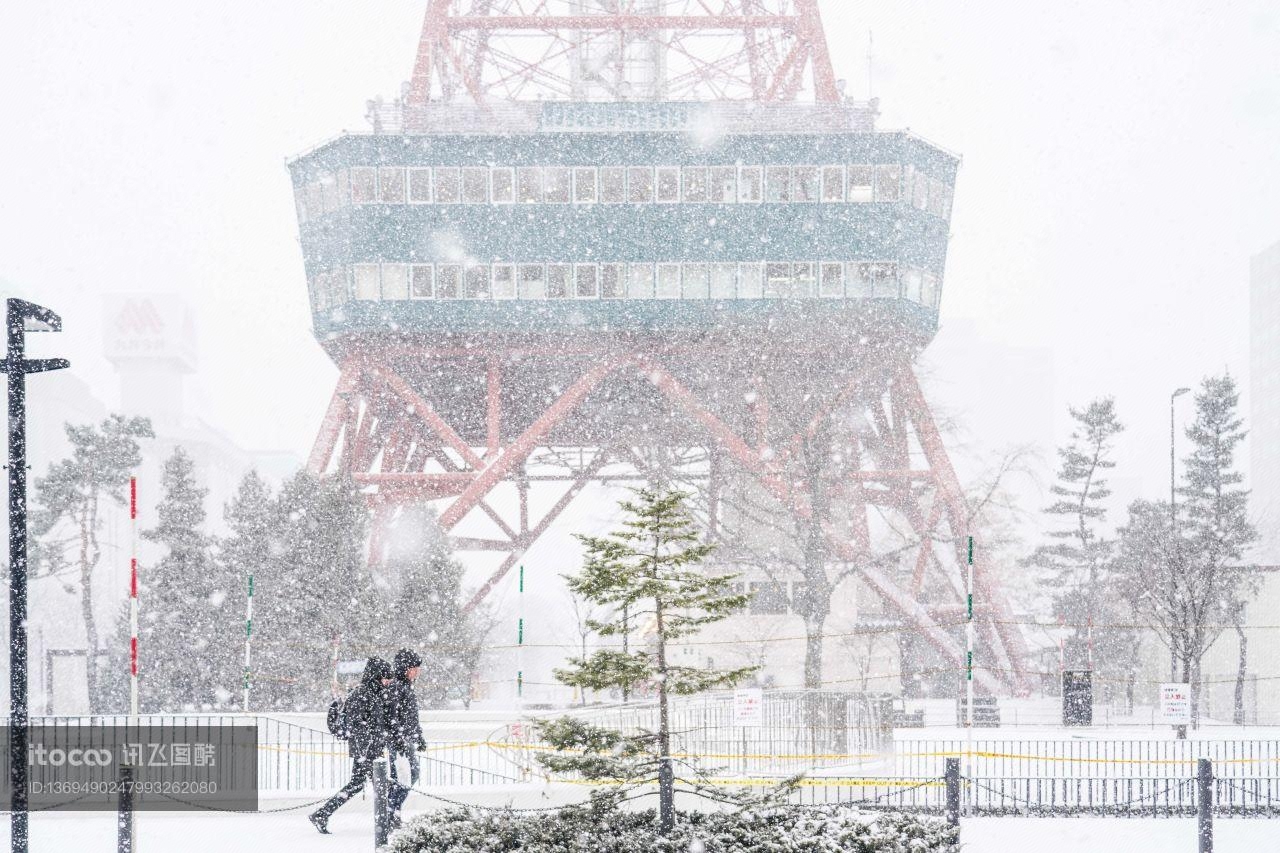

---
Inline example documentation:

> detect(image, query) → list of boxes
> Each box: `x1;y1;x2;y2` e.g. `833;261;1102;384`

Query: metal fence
730;774;1280;817
11;713;1280;817
545;691;891;776
890;739;1280;779
2;715;525;794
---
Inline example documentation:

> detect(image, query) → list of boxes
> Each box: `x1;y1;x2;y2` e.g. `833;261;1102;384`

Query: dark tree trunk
798;422;833;692
1233;622;1247;726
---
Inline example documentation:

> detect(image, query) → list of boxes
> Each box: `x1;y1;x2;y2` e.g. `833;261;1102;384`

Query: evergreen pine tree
32;414;153;710
1024;399;1135;689
136;447;238;711
220;471;275;711
254;471;376;709
380;506;488;708
537;487;755;834
1177;374;1257;724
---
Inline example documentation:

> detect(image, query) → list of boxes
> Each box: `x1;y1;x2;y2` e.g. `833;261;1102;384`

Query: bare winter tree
1117;375;1256;728
684;438;1034;694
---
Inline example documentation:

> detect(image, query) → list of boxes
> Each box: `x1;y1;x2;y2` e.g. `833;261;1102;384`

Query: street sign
1159;683;1192;725
732;688;763;727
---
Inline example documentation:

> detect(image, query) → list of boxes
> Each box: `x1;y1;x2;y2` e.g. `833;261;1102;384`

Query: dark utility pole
2;299;70;853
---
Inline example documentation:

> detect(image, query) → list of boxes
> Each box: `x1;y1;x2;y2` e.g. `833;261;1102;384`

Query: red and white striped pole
129;476;139;718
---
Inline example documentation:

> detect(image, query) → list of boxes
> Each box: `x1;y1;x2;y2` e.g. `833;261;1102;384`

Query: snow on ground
4;807;1277;852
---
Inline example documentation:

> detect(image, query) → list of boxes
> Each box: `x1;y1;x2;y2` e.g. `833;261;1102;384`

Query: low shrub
388;799;956;853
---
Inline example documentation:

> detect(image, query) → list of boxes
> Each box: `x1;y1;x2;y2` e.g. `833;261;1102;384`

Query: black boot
309;811;330;834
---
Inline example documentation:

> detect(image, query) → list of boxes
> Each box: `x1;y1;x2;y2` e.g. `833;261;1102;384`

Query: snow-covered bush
387;800;956;853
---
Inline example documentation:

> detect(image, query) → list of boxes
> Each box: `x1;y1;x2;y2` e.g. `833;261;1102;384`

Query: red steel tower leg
308;345;1031;694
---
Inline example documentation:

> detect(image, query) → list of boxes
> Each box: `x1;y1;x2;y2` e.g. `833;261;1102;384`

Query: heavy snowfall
1;1;1279;852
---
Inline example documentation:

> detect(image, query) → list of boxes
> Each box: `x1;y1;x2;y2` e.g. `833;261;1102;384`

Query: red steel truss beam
437;359;621;529
308;349;1030;693
405;2;840;107
444;15;797;30
896;367;1027;687
369;365;485;470
463;448;613;612
635;360;1022;692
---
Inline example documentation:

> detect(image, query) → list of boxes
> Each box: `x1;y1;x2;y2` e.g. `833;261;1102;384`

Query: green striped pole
516;564;524;702
966;537;975;753
242;573;253;713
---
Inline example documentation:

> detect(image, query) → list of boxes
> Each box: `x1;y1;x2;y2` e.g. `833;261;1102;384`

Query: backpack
327;697;347;740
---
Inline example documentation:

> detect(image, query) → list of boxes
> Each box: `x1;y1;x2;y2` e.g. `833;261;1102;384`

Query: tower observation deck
291;1;1029;694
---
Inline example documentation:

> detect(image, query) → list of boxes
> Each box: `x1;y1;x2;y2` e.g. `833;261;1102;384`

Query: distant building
1251;240;1280;565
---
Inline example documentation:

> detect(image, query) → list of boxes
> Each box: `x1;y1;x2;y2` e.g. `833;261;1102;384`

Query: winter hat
394;648;423;680
362;657;393;686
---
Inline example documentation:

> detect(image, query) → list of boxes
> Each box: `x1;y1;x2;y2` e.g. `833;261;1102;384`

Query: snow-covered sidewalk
4;809;1278;852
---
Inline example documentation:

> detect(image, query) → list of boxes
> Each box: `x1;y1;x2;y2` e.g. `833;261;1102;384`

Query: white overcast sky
1;0;1277;521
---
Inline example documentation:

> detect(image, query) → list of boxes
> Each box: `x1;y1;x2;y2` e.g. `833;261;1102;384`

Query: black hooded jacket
342;657;393;759
388;649;425;754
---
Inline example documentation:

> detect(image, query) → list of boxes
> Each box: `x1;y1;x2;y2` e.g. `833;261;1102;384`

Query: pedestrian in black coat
386;648;426;826
310;657;394;834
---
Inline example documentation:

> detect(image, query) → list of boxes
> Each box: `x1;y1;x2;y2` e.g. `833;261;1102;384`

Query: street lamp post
1170;386;1191;739
2;299;70;853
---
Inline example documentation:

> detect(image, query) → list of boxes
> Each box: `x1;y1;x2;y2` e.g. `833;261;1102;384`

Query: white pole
129;476;139;719
242;573;253;713
966;536;974;766
127;476;139;849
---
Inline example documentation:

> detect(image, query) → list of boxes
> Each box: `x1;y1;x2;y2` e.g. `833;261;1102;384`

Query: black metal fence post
1198;758;1213;853
117;764;134;853
945;757;961;830
3;298;70;853
373;758;390;848
658;757;675;834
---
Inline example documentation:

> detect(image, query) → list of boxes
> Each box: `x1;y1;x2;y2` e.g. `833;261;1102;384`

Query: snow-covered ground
3;809;1276;852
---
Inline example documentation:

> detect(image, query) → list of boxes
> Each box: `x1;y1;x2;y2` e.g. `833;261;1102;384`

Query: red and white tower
291;1;1030;694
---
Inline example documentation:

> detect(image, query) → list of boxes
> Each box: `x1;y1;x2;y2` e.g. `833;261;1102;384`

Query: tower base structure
307;322;1030;694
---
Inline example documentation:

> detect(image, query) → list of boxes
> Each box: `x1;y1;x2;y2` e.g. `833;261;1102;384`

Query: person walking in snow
309;657;395;834
386;648;427;828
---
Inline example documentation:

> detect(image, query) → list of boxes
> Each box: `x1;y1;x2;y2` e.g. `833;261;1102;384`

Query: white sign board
336;660;366;676
102;294;198;369
733;688;763;728
1159;683;1192;725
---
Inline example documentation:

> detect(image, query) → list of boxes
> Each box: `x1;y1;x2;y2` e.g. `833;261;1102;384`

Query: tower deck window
351;167;377;204
573;167;597;203
656;167;680;202
491;168;514;203
765;166;790;202
738;166;762;202
547;264;571;298
434;168;460;203
518;264;546;299
545;167;571;203
462;167;489;203
874;165;900;202
408;168;432;203
628;167;654;202
847;165;873;202
517;167;543;203
601;167;626;203
379;168;406;203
